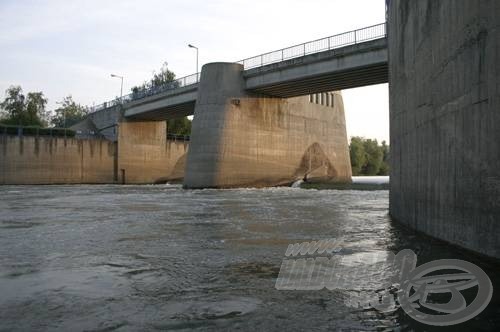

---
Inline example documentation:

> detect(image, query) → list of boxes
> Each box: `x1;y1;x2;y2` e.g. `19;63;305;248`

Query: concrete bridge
72;2;500;260
98;25;388;122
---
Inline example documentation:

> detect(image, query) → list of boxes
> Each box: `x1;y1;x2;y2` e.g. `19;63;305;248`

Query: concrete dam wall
118;121;188;184
184;63;352;189
0;123;189;185
388;1;500;258
0;136;116;184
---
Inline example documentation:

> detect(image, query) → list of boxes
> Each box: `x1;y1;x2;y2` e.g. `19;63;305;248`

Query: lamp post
110;74;124;102
188;44;199;80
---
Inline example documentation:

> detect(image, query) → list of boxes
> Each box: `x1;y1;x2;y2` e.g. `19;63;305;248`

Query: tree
167;117;192;136
0;86;48;126
129;62;190;136
349;136;390;176
131;62;178;97
51;96;89;128
362;139;383;175
349;137;366;175
378;140;390;175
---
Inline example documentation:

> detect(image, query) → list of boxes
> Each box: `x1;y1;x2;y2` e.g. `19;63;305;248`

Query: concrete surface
0;135;116;184
123;84;198;121
184;62;351;189
117;121;188;184
388;0;500;258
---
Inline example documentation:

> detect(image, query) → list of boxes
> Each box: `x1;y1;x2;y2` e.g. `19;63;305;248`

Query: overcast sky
0;0;389;142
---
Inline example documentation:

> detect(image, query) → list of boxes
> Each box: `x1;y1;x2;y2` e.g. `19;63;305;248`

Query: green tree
130;62;189;135
167;117;192;136
0;86;48;126
131;62;178;96
349;137;366;175
349;136;390;176
378;140;390;175
362;138;383;175
51;96;89;128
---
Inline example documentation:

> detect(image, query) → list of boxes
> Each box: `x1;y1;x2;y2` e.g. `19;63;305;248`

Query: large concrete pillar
388;1;500;258
184;62;351;188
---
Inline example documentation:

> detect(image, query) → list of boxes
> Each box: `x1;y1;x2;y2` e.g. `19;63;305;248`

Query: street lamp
110;74;124;102
188;44;199;78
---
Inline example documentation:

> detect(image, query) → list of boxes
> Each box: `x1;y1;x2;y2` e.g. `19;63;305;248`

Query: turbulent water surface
0;185;499;331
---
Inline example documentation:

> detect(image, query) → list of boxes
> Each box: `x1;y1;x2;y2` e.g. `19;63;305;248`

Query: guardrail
238;23;386;69
1;124;76;138
89;23;386;114
89;72;200;114
167;133;190;141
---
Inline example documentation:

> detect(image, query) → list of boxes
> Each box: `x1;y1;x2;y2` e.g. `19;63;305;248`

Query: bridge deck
85;24;388;121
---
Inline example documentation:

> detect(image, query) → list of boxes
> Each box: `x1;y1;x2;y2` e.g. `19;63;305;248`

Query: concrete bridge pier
183;62;352;189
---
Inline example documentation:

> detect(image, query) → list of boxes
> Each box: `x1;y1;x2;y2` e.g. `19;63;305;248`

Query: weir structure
71;23;387;187
3;3;500;259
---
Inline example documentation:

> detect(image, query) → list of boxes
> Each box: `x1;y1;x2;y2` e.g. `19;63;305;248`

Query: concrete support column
184;62;351;189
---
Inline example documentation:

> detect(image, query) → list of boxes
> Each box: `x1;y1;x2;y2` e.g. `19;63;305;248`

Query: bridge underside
125;100;195;121
123;85;198;121
244;38;388;98
246;62;388;98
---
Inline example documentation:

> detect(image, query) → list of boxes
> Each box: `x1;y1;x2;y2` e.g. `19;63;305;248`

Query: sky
0;0;389;142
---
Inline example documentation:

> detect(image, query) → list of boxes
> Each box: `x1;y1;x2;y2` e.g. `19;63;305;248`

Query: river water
0;184;499;331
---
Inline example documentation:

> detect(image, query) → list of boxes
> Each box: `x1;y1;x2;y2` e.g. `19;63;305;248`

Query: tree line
0;86;88;128
349;137;389;176
0;63;192;135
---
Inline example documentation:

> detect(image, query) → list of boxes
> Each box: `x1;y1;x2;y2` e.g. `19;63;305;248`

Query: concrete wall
0;135;116;184
184;62;351;188
388;1;500;258
117;121;188;184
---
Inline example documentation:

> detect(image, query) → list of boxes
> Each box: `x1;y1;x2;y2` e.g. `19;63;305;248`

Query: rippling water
0;185;498;331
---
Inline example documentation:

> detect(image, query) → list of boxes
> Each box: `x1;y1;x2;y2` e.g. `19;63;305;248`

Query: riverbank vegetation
349;136;389;176
1;61;193;136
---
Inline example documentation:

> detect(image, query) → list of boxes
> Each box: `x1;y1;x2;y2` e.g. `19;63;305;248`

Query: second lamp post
188;44;199;79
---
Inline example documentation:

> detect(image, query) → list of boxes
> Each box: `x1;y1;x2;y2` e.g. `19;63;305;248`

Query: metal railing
88;72;201;114
237;23;386;69
167;133;190;141
1;124;76;138
88;23;386;114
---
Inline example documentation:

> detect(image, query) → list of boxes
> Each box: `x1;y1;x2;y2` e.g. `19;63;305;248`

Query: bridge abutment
184;62;351;188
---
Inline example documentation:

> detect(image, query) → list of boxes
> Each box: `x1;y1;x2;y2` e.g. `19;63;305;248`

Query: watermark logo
275;239;493;326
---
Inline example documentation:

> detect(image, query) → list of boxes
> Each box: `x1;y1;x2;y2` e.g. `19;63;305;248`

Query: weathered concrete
117;121;188;184
0;135;116;184
184;62;351;189
388;1;500;258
